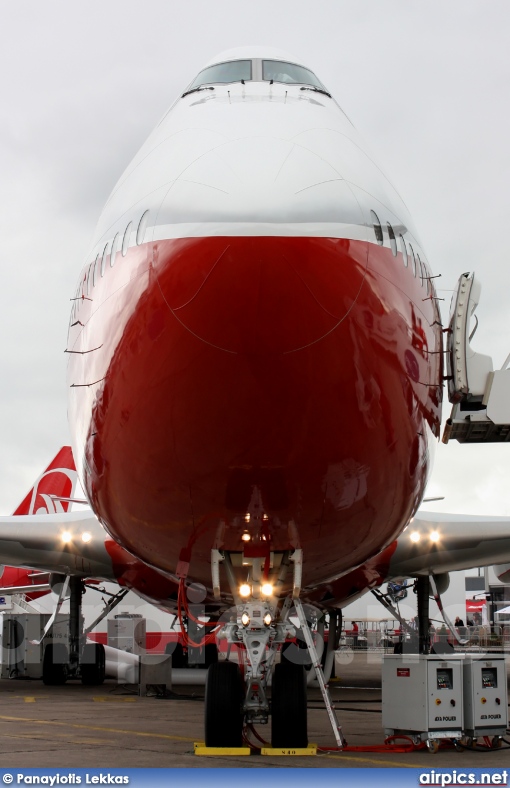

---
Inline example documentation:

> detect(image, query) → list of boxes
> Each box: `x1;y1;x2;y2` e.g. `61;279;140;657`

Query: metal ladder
294;598;346;748
10;594;40;614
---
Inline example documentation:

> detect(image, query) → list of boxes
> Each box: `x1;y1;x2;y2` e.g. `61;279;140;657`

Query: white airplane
2;47;510;747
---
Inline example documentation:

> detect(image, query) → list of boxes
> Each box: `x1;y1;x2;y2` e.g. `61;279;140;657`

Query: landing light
244;514;251;523
261;583;273;597
410;531;420;543
241;612;250;626
430;531;440;543
81;532;91;543
241;533;251;542
61;531;72;544
263;612;272;626
239;583;251;598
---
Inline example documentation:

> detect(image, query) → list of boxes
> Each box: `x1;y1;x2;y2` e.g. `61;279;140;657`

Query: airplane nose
153;235;367;354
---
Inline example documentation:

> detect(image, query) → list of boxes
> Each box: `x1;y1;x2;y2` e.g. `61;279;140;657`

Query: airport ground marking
0;714;432;764
0;714;194;743
0;719;433;766
0;731;112;747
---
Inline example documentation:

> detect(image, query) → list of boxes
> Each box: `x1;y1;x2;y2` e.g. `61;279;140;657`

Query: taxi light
263;612;272;626
410;531;420;543
241;612;250;626
61;531;72;544
241;533;251;542
261;583;273;597
244;514;250;523
430;531;439;543
81;532;91;543
239;583;251;598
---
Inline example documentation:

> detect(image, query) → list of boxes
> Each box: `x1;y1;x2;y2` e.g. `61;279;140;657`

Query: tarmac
0;652;509;769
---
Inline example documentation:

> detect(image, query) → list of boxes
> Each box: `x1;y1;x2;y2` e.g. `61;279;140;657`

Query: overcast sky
1;1;510;520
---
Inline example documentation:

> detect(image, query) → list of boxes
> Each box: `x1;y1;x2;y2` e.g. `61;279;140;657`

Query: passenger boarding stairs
443;272;510;444
0;593;42;615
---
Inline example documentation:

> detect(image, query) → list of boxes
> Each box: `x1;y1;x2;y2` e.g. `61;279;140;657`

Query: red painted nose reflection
155;236;367;354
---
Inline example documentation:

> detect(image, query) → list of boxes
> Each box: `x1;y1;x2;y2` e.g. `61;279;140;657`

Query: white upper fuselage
84;47;423;259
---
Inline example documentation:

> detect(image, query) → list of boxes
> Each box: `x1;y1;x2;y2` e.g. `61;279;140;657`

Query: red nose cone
154;236;367;354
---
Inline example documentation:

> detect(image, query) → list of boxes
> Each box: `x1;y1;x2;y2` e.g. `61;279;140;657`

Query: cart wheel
412;736;422;746
492;736;503;749
426;739;439;754
453;739;464;752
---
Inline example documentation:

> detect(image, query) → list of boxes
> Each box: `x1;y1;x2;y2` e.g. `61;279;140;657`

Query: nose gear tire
205;661;244;747
271;661;308;748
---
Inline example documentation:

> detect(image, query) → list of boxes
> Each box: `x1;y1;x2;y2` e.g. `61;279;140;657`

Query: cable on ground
318;735;424;753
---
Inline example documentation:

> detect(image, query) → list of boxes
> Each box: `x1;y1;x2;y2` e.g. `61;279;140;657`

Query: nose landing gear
204;547;345;749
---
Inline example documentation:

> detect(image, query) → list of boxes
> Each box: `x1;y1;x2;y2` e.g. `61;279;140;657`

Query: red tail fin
13;447;77;515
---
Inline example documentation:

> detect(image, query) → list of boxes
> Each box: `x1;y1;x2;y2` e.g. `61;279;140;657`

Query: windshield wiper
181;86;215;98
300;86;331;98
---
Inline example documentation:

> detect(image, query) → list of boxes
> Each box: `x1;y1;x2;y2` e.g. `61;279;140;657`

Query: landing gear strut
416;576;430;654
69;577;83;674
206;543;345;748
370;586;416;652
42;576;127;686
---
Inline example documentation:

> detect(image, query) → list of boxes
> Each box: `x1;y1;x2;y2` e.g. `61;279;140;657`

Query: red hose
318;735;425;753
177;581;221;648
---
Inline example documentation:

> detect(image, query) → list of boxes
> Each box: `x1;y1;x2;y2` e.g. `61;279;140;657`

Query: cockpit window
262;60;325;89
189;60;252;90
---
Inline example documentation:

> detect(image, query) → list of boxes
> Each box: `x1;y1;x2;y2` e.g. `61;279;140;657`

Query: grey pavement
0;653;508;768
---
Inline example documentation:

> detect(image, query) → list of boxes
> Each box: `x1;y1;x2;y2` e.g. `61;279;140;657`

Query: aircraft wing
3;506;510;594
388;510;510;578
306;510;510;611
0;448;179;610
3;448;510;605
0;509;115;580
